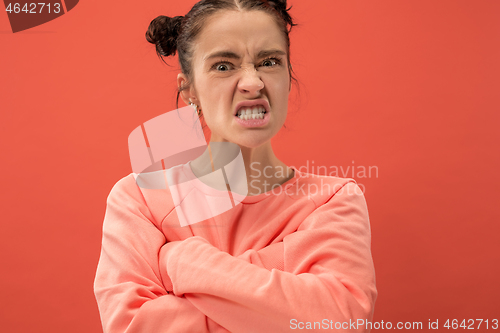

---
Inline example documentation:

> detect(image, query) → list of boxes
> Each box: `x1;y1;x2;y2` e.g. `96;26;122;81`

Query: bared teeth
235;104;268;120
236;105;266;118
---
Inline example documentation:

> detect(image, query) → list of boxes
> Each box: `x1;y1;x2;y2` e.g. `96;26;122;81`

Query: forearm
167;237;375;333
154;240;284;332
125;295;210;333
163;182;377;333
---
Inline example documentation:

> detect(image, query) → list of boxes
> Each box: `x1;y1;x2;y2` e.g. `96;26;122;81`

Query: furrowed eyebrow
204;49;286;62
257;49;286;58
205;51;240;61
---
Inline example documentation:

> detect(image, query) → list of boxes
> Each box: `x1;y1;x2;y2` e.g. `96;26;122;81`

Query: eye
211;61;233;72
261;57;282;67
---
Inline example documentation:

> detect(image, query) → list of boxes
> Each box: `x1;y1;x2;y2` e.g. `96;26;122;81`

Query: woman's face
180;10;291;148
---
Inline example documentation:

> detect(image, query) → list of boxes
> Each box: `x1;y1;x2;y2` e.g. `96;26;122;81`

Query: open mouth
235;105;267;120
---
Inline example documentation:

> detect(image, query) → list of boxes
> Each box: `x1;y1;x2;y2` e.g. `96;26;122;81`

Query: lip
234;99;270;116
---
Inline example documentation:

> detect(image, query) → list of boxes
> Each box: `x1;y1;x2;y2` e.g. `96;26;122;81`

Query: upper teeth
236;105;266;116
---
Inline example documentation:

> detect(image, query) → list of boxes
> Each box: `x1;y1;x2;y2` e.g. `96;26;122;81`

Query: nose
237;68;264;94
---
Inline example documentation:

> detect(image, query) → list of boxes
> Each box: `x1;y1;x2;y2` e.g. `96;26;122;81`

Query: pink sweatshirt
93;163;377;332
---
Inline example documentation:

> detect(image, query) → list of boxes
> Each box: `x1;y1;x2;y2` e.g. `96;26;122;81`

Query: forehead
194;10;287;61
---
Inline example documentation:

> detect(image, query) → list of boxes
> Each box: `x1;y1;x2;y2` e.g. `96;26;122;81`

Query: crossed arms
93;177;377;332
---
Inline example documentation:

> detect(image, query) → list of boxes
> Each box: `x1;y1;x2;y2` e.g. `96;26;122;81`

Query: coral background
1;0;499;331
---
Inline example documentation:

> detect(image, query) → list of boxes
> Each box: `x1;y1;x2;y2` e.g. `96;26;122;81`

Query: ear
177;73;196;105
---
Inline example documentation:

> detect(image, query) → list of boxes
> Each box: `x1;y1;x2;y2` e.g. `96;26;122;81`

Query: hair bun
145;15;184;57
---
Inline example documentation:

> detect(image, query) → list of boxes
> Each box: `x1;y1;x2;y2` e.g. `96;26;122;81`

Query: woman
93;0;377;332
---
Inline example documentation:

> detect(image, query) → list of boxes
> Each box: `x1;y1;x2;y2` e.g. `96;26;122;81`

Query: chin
234;135;272;149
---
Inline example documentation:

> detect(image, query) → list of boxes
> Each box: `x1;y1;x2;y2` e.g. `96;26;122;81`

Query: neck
190;140;294;196
238;142;293;195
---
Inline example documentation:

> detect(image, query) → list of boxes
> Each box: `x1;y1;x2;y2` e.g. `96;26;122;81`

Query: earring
189;99;201;116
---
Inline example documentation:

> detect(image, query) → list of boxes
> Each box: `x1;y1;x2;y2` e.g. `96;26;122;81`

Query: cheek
270;74;290;94
271;80;290;108
201;106;225;131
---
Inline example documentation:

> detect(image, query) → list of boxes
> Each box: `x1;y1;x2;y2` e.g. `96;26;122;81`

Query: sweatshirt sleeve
93;178;212;333
165;181;377;333
237;242;284;271
93;176;286;333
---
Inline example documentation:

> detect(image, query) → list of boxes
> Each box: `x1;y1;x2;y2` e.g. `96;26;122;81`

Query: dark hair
145;0;300;131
